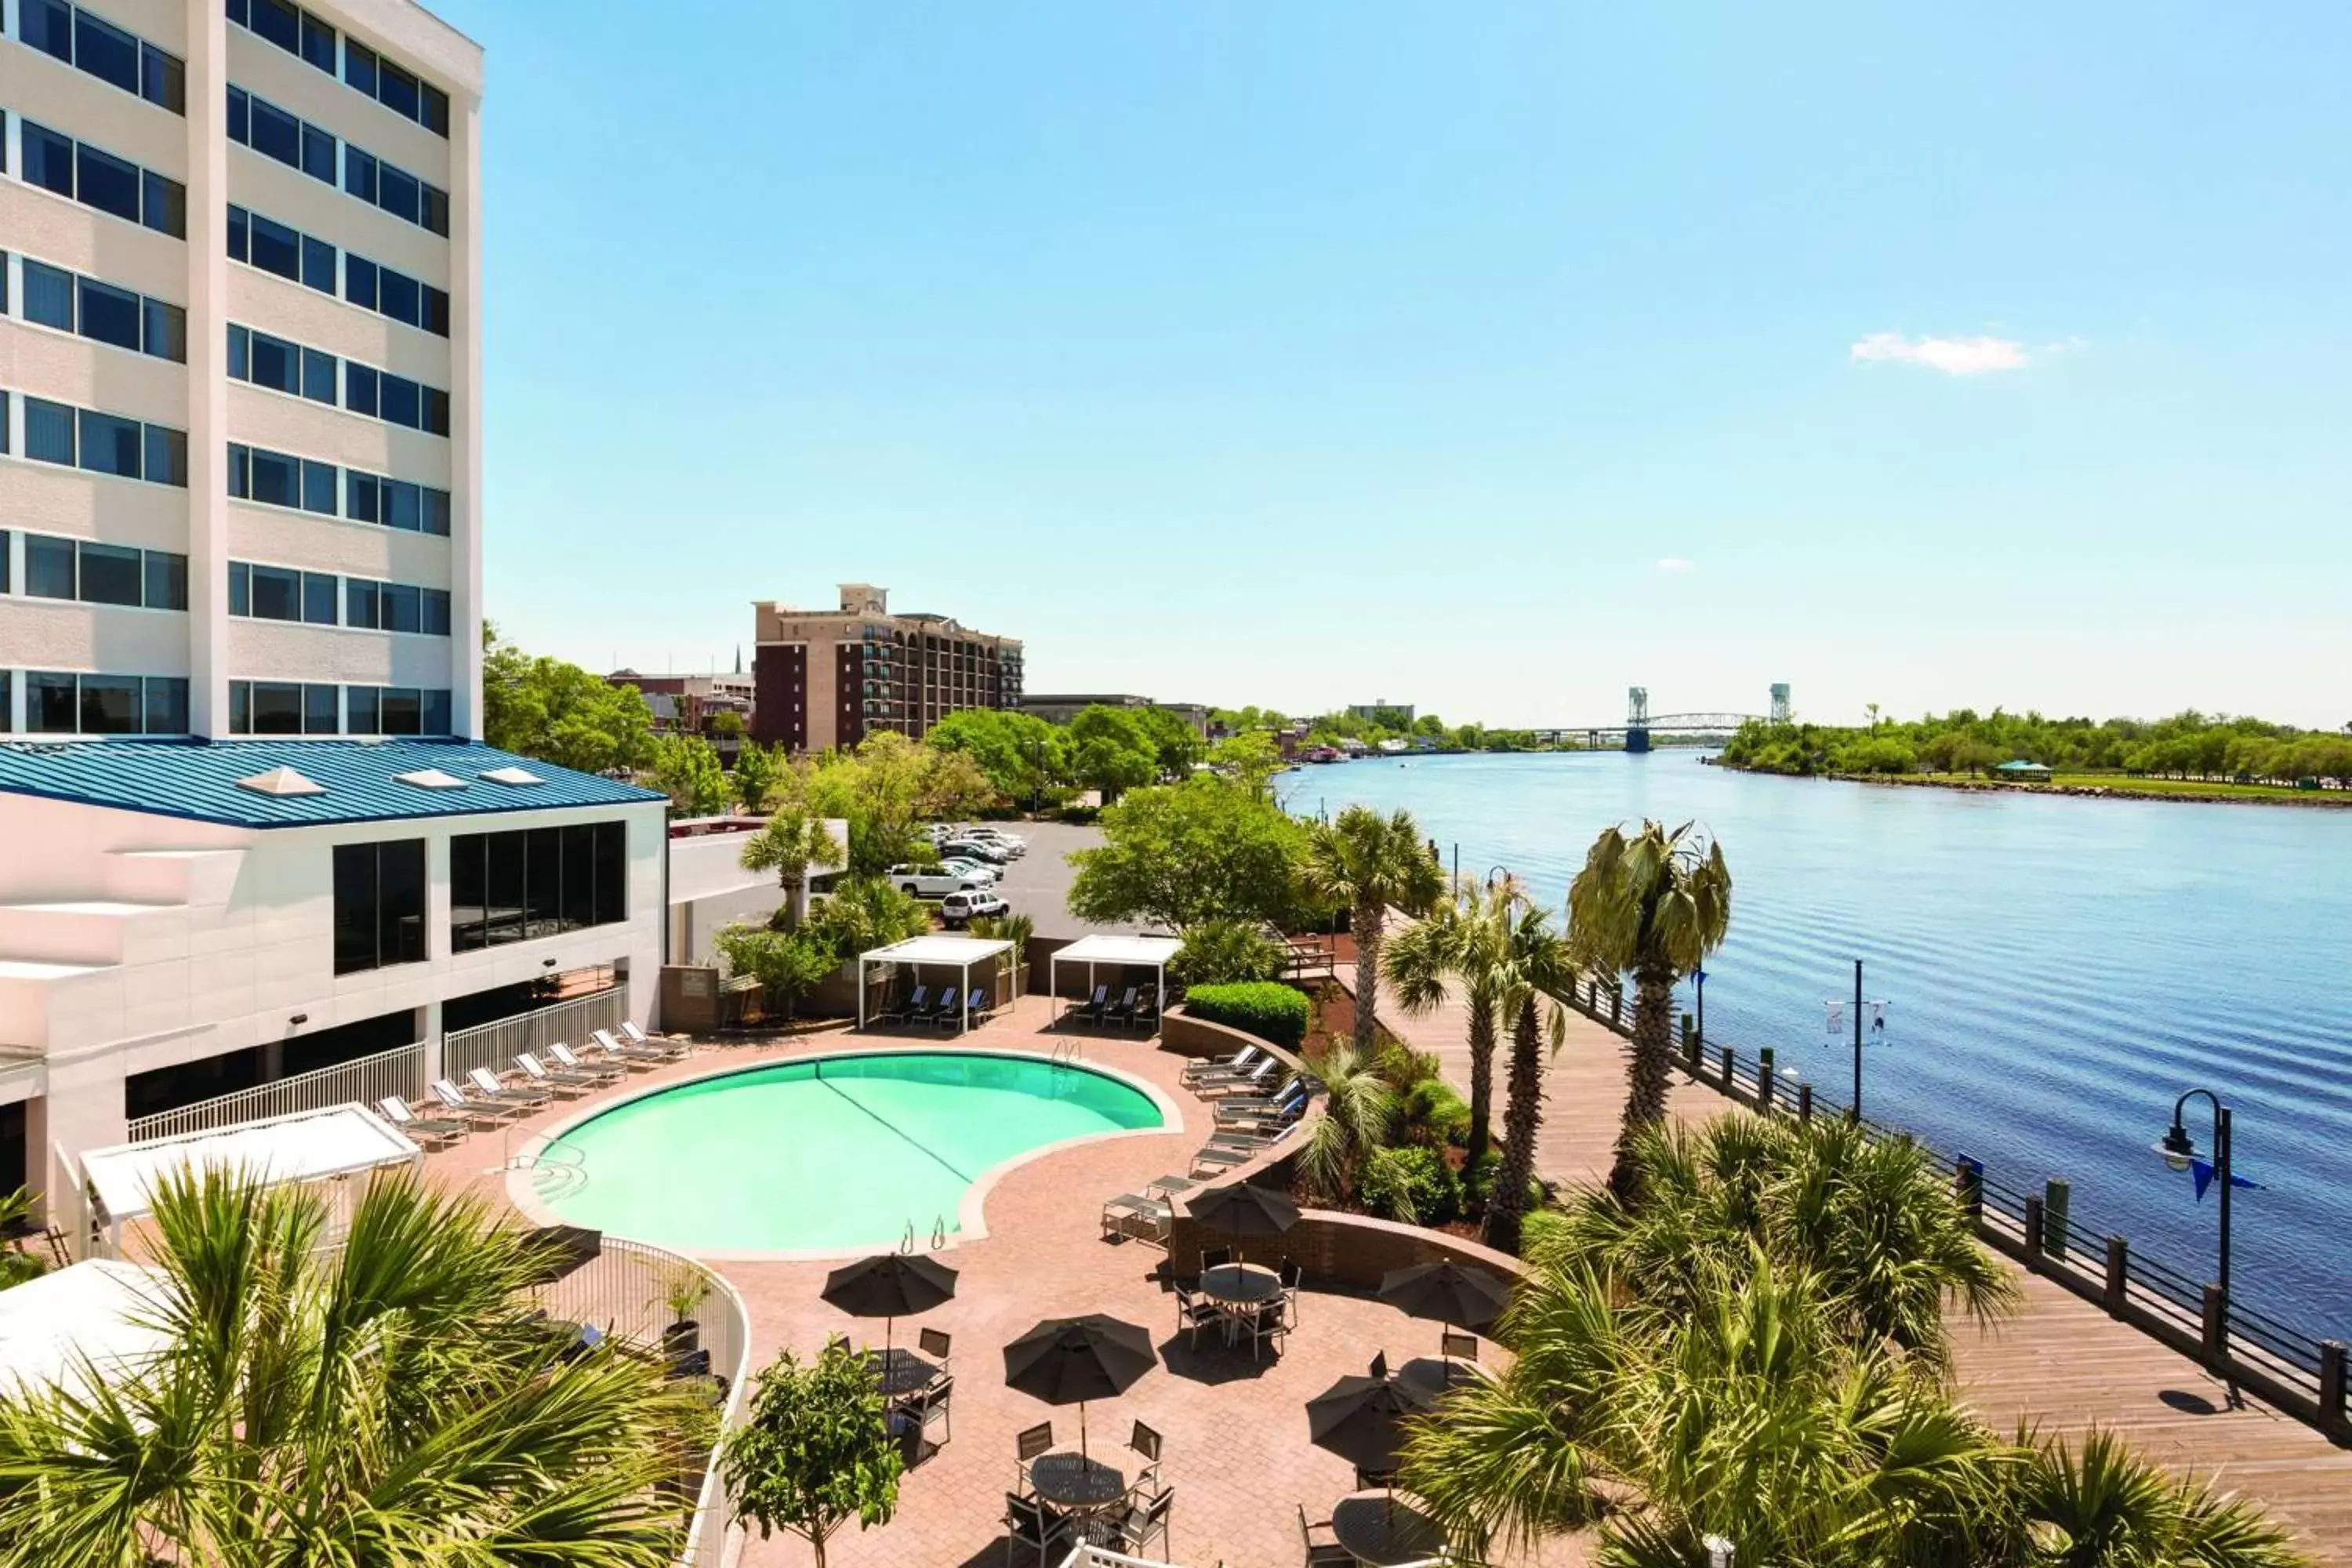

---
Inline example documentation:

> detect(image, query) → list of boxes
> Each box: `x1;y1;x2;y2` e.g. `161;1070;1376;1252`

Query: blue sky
443;1;2351;730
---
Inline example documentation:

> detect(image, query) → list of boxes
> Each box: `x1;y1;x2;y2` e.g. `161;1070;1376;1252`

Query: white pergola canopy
857;935;1016;1032
81;1103;422;1250
1050;933;1181;1020
0;1258;174;1399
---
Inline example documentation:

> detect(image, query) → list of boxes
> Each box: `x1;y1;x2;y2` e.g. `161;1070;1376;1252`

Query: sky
441;1;2352;731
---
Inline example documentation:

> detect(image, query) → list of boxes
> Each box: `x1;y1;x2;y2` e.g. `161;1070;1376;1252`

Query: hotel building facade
0;0;666;1223
750;583;1024;753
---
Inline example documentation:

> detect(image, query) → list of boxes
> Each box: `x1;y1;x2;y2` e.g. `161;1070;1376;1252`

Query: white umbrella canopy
0;1258;174;1402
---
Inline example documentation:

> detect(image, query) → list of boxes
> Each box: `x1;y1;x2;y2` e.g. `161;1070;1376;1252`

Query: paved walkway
1343;969;2352;1563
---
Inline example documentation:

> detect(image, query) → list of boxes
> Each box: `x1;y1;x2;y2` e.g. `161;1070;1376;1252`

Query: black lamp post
1692;964;1707;1051
1485;863;1511;891
2154;1087;2234;1322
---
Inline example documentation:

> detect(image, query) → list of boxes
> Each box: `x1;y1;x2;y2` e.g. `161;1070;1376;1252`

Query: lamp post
1825;959;1888;1122
1485;863;1512;891
1692;964;1707;1051
2154;1087;2234;1324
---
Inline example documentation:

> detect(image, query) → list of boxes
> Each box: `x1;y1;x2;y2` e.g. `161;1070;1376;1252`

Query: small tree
741;811;846;929
714;924;839;1022
652;734;730;817
724;1341;903;1568
731;739;784;814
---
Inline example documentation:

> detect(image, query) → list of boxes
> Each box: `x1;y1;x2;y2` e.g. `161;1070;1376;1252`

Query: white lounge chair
619;1020;690;1059
589;1027;673;1065
432;1076;519;1127
379;1094;469;1146
515;1052;596;1098
467;1065;551;1108
548;1040;626;1084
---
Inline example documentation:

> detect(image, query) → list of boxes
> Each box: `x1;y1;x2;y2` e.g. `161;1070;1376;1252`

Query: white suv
941;889;1009;926
887;863;988;900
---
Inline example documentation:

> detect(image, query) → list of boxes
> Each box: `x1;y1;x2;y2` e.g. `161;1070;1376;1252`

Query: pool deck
1342;967;2352;1563
423;994;1577;1568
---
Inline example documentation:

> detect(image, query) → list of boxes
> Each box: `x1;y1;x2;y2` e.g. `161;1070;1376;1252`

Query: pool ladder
899;1218;951;1253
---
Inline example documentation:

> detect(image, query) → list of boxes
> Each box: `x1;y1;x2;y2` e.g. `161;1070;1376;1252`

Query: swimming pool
532;1051;1169;1256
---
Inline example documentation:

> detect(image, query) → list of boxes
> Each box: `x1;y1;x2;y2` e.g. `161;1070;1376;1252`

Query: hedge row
1182;982;1309;1050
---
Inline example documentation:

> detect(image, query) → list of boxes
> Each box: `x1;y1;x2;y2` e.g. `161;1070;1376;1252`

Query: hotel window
227;325;336;405
19;536;186;611
227;86;449;234
229;561;339;625
18;119;185;238
450;822;626;952
226;205;338;296
19;260;186;363
20;398;187;486
346;472;454;534
24;673;188;735
333;839;426;975
20;0;186;113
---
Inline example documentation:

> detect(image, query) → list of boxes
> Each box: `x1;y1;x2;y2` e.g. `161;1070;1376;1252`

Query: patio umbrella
517;1224;601;1287
822;1254;958;1356
1306;1366;1436;1477
1377;1259;1508;1332
1002;1313;1156;1458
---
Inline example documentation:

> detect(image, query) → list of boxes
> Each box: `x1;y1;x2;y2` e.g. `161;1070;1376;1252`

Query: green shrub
1170;919;1287;988
1376;1044;1443;1091
1400;1080;1471;1149
1357;1145;1461;1226
1183;982;1310;1049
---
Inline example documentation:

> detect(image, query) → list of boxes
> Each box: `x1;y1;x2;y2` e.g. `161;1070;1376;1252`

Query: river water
1294;750;2352;1341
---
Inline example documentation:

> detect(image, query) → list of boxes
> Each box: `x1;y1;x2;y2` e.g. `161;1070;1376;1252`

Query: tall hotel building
0;0;666;1224
751;583;1025;753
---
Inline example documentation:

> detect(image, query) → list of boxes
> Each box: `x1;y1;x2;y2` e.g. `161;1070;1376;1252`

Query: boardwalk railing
1553;972;2352;1440
125;1043;428;1145
443;987;630;1083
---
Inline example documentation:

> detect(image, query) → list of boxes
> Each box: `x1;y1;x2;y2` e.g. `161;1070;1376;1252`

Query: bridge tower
1770;683;1791;725
1626;687;1652;754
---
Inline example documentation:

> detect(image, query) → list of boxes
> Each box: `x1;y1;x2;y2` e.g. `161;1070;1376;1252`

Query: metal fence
443;987;630;1083
1563;973;2351;1439
125;1042;428;1145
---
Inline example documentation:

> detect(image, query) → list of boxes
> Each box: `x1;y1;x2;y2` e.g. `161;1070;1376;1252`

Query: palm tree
1303;805;1445;1059
741;810;845;929
970;910;1035;996
1384;882;1512;1185
1566;819;1733;1200
1480;895;1576;1255
0;1167;699;1565
1296;1042;1396;1207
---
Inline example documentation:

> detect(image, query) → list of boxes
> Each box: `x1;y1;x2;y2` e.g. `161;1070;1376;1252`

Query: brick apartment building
750;584;1022;752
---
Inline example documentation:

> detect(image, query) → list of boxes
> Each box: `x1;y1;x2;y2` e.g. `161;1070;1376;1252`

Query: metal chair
912;1372;953;1450
1442;1328;1478;1363
1004;1491;1071;1567
1014;1421;1054;1490
1127;1419;1163;1490
1298;1504;1352;1567
1200;1246;1232;1272
919;1326;953;1368
1279;1257;1305;1323
1173;1282;1219;1348
1113;1484;1174;1559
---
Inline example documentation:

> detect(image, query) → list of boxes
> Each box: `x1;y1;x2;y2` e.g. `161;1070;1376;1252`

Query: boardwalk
1345;970;2352;1564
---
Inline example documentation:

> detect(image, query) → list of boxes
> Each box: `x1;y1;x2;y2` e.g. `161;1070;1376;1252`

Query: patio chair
930;988;966;1031
1130;989;1162;1033
377;1094;469;1147
1111;1485;1174;1559
1173;1280;1220;1348
1105;986;1139;1028
880;984;927;1025
588;1028;670;1066
966;986;996;1025
617;1020;691;1060
466;1066;551;1109
1200;1058;1280;1098
1200;1245;1232;1272
1181;1044;1258;1084
1014;1421;1055;1491
547;1041;626;1085
431;1076;518;1127
909;1371;953;1453
1243;1301;1288;1361
1279;1258;1305;1323
1215;1082;1308;1124
514;1052;596;1098
1127;1420;1164;1491
1298;1504;1354;1568
1004;1492;1071;1568
918;1326;952;1371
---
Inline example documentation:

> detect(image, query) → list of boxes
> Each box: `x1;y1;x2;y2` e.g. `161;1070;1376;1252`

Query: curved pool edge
501;1043;1187;1264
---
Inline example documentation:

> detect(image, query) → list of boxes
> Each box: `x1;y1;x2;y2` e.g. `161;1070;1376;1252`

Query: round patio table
1330;1492;1446;1566
1029;1451;1128;1513
861;1347;941;1399
1199;1262;1283;1347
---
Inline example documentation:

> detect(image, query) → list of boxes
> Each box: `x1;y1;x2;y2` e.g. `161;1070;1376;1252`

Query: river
1293;750;2352;1341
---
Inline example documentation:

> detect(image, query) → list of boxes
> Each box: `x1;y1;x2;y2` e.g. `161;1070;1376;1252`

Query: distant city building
1019;694;1209;736
750;584;1023;753
608;670;755;757
1348;702;1415;724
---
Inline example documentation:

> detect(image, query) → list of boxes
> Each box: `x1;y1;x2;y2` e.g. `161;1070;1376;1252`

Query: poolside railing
442;987;630;1083
125;1042;428;1145
1560;972;2352;1440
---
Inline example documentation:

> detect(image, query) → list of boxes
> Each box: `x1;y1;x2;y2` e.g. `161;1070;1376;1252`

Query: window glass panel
79;543;143;606
74;12;142;95
227;85;249;143
27;400;77;466
593;822;628;926
343;146;376;202
252;681;303;735
229;561;250;615
423;489;452;536
250;564;301;621
249;213;299;280
80;676;142;735
420;184;449;236
253;0;299;53
250;331;296;393
423;387;451;437
423;286;450;337
301;234;336;292
23;123;77;198
345;578;379;629
302;460;338;515
526;827;561;938
483;829;524;942
346;363;379;416
227;204;249;262
144;298;187;361
143;44;186;113
383;688;423;736
423;589;452;637
78;144;141;222
422;84;450;137
143;677;189;735
379;164;418;224
230;680;251;734
560;826;596;931
27;536;78;599
0;673;8;735
144;425;187;488
299;12;336;71
143;170;187;238
384;480;421;532
423;688;452;735
347;685;381;735
450;832;485;950
302;347;337;404
78;278;141;350
344;256;377;309
380;268;419;327
332;844;378;975
379;60;419;119
301;123;336;183
383;583;422;634
23;0;73;62
80;411;144;478
145;551;188;611
27;673;79;735
24;261;75;331
303;572;339;626
249;448;299;507
347;471;380;524
381;840;425;964
382;376;420;429
344;39;378;95
304;684;340;734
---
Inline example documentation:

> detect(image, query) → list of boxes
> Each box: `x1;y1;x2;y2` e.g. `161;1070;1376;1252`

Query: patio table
1330;1492;1446;1566
860;1346;942;1399
1199;1261;1282;1346
1029;1450;1129;1522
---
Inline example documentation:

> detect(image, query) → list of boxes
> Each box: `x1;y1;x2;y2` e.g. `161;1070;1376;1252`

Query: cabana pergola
0;1258;172;1399
1050;933;1181;1022
857;934;1017;1032
78;1102;423;1256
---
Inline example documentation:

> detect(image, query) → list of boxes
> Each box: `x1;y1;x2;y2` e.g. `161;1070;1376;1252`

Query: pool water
541;1051;1166;1254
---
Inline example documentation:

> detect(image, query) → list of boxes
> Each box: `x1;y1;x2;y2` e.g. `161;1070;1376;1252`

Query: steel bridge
1534;686;1788;752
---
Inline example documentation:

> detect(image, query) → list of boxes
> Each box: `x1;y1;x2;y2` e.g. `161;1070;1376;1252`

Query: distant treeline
1719;710;2352;786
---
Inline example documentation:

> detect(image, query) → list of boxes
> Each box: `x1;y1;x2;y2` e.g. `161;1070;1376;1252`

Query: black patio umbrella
1002;1313;1156;1457
517;1224;601;1287
1305;1366;1436;1477
1377;1259;1508;1332
822;1253;958;1356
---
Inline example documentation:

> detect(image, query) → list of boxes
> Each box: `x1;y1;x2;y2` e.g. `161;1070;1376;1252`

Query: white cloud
1656;557;1693;573
1849;332;2031;376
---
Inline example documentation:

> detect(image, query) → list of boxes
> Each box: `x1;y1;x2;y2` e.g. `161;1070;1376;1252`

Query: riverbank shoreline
1709;761;2352;808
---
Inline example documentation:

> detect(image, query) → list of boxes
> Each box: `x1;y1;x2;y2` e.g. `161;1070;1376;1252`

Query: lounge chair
547;1041;626;1085
929;989;964;1031
1105;986;1139;1028
965;986;995;1025
1214;1080;1302;1123
431;1076;519;1127
514;1052;597;1098
1182;1044;1260;1086
1217;1095;1308;1138
585;1029;666;1069
880;984;927;1026
617;1020;689;1059
1191;1128;1297;1175
1200;1058;1280;1098
1131;989;1162;1033
1073;985;1109;1026
467;1065;552;1109
378;1094;469;1147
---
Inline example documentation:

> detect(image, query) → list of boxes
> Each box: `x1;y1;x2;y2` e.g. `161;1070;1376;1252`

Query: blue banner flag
2189;1157;2262;1201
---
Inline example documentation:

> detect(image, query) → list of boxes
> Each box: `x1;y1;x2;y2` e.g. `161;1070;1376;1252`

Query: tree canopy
803;731;994;874
482;623;653;775
1067;775;1316;931
922;710;1070;806
1722;707;2352;786
723;1341;902;1568
650;733;730;817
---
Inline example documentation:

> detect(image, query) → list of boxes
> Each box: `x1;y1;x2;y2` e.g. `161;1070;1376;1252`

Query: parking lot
930;819;1149;939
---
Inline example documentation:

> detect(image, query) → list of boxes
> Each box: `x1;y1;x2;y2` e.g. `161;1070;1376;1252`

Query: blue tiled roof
0;739;666;828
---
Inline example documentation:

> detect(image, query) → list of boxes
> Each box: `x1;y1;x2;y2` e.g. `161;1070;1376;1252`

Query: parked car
941;889;1010;927
887;863;988;899
960;827;1027;855
938;858;999;884
938;840;1010;866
